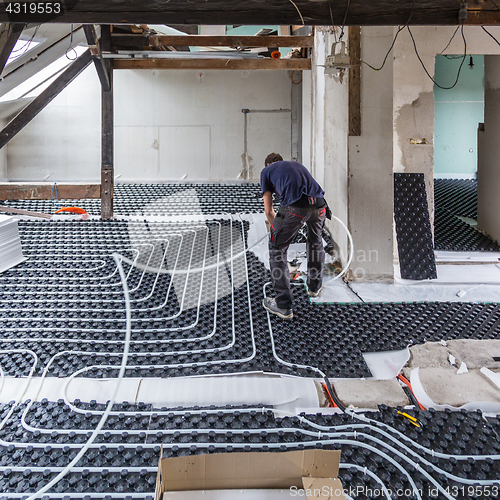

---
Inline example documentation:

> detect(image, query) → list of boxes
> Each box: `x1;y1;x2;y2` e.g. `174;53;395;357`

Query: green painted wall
434;55;484;176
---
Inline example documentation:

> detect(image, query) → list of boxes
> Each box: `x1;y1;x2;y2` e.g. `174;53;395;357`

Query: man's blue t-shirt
260;160;325;207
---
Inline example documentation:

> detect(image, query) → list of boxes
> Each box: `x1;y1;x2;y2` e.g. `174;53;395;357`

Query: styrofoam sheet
138;374;319;413
0;377;142;405
435;250;500;262
0;374;319;413
164;490;293;499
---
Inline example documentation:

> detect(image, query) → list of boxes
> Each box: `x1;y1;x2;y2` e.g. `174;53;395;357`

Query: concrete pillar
310;27;349;265
348;27;394;282
477;56;500;242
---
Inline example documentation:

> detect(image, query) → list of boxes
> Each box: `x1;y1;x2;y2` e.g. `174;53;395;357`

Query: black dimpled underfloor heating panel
394;173;437;280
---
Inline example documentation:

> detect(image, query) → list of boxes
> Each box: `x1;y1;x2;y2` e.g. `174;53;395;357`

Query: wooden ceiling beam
0;183;100;200
0;50;92;149
83;24;112;91
111;34;314;49
465;10;500;25
0;1;474;26
113;57;311;70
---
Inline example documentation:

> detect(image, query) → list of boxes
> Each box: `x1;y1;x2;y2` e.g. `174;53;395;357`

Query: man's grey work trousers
269;204;327;310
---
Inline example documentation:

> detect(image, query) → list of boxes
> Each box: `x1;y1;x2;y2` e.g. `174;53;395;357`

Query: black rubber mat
433;179;500;251
394;173;437;280
2;219;500;381
0;400;497;498
434;178;477;219
2;183;265;216
434;205;500;252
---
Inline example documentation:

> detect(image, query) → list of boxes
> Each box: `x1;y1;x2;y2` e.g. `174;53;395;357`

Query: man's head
265;153;283;166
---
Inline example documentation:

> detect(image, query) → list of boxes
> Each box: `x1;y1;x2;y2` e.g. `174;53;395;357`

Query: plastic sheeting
313;272;500;303
1;374;320;414
362;349;410;380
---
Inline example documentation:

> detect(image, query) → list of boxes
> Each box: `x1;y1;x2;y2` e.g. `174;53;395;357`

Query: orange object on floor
55;207;88;215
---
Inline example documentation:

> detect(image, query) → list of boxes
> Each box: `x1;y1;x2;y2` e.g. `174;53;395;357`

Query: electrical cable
10;24;40;55
65;24;78;61
342;276;365;303
323;378;345;411
353;0;415;72
490;0;500;12
287;0;305;25
290;69;302;85
482;25;500;47
397;373;426;410
338;0;351;41
437;26;460;56
407;22;467;90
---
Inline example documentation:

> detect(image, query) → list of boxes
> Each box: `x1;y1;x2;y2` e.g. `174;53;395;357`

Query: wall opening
434;54;484;179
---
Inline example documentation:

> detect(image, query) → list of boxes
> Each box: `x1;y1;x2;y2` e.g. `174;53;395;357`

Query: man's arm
263;191;276;225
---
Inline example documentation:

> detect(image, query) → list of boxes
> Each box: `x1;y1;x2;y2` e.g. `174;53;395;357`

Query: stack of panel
0;215;25;273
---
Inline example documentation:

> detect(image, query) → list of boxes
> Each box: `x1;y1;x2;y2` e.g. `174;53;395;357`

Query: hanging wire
482;26;500;47
353;0;415;72
327;0;337;42
339;0;352;40
407;21;467;90
287;0;305;25
65;24;78;61
437;26;460;57
290;69;303;85
489;0;500;11
10;24;40;54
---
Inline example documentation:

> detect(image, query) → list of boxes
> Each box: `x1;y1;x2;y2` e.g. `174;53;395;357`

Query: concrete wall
477;56;500;243
309;27;349;264
6;67;292;182
393;26;500;216
348;27;395;282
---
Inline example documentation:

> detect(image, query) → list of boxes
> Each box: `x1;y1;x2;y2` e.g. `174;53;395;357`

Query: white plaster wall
6;67;292;182
348;27;395;281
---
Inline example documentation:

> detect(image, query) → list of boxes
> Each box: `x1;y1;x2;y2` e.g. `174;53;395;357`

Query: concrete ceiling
0;0;499;26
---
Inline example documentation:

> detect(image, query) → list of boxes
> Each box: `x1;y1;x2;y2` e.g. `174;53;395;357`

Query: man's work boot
307;286;323;298
262;297;293;320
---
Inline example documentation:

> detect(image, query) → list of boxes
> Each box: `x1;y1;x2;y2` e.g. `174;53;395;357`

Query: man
261;153;329;320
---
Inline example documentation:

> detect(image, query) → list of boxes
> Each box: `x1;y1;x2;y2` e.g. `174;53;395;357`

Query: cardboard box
155;449;346;500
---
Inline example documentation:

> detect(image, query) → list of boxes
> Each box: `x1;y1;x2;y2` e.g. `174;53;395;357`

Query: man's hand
262;191;276;225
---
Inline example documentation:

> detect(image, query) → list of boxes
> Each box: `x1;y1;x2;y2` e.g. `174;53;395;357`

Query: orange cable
322;382;338;408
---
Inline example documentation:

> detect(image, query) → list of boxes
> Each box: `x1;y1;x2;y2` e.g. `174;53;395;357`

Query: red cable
291;70;303;85
397;374;426;411
322;382;338;408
